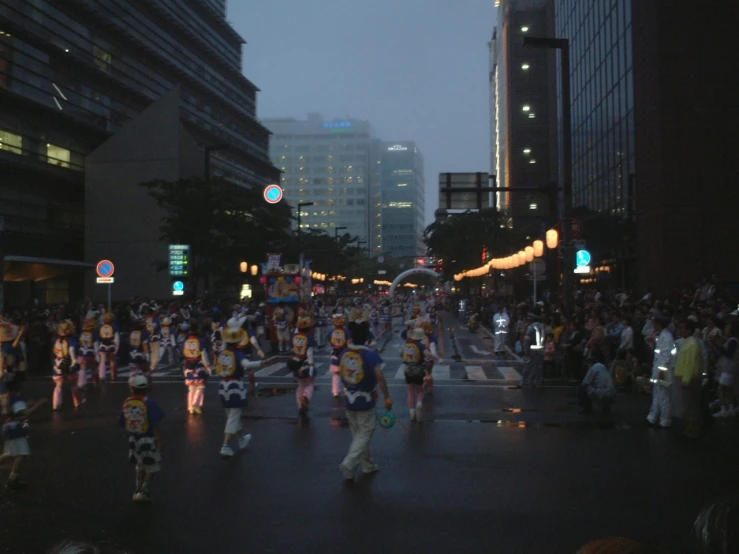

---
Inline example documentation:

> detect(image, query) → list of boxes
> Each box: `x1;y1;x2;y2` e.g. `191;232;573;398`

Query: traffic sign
96;260;115;278
96;277;114;284
172;280;185;296
571;218;583;239
378;256;385;263
169;245;190;277
264;184;283;204
575;250;591;267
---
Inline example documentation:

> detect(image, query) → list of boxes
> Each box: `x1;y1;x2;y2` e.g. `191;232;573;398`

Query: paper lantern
517;251;526;264
546;229;558;250
525;246;534;262
251;265;258;276
259;276;267;285
533;240;544;257
240;262;248;273
295;276;302;284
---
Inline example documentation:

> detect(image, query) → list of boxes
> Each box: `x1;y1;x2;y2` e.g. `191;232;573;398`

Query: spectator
579;353;616;415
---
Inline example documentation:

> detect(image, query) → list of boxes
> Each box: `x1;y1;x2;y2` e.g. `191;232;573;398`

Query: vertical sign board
169;245;190;296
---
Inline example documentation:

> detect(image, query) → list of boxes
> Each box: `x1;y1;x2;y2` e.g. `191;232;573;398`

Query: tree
139;177;294;296
424;209;527;279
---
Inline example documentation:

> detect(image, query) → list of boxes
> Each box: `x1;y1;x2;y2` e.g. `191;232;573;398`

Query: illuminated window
389;201;413;208
92;45;112;73
529;203;538;210
523;148;531;154
522;63;530;70
46;143;71;168
397;183;408;187
521;26;529;32
522;105;531;112
0;129;22;154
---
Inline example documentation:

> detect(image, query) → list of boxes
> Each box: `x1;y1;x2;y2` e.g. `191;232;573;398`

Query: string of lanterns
453;229;559;281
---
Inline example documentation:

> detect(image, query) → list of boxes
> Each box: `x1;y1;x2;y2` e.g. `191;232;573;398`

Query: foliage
139;177;293;295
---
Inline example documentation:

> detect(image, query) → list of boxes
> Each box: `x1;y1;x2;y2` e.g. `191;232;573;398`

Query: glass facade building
380;142;425;258
0;0;276;304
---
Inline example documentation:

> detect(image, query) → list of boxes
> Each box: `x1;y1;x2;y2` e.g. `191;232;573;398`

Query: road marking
255;362;286;377
497;366;522;381
394;365;406;380
432;364;450;381
470;345;491;356
465;365;488;381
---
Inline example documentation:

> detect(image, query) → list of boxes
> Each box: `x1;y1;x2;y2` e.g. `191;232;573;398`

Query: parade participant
674;318;704;437
273;306;290;353
52;320;83;411
127;319;151;381
214;326;262;458
77;317;97;388
255;302;268;353
210;319;225;359
420;319;440;394
518;313;545;388
159;316;176;366
0;322;26;416
119;374;164;502
145;309;162;371
402;327;432;422
337;321;391;481
182;324;211;415
175;321;189;356
232;316;264;392
646;313;676;428
1;395;48;490
329;314;351;398
578;353;616;415
96;312;120;382
381;302;393;335
493;306;510;359
288;314;317;419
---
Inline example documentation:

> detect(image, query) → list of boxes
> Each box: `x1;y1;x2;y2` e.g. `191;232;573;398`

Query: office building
380;141;425;258
262;114;378;252
0;0;277;303
492;0;559;239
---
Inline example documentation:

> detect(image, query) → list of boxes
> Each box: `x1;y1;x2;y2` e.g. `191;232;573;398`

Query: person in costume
210;318;225;360
77;317;97;388
402;327;432;422
337;321;392;481
145;309;162;371
182;324;211;415
0;322;26;416
214;326;262;458
420;319;441;394
159;316;176;366
96;312;120;382
127;319;151;381
329;314;351;398
492;306;510;359
273;306;291;353
118;374;164;502
1;395;48;490
232;316;265;393
52;320;83;411
288;314;317;419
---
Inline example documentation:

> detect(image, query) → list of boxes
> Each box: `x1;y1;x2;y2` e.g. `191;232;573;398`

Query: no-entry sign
96;260;115;278
264;184;283;204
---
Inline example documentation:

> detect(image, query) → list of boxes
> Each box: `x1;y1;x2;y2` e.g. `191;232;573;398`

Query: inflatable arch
388;268;441;295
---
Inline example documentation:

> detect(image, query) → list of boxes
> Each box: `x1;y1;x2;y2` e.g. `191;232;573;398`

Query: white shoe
416;402;423;422
238;434;252;451
409;409;416;422
220;445;235;458
339;463;354;481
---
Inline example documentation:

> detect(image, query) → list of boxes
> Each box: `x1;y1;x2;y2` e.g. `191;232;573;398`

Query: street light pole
297;201;314;271
334;226;347;243
524;36;573;313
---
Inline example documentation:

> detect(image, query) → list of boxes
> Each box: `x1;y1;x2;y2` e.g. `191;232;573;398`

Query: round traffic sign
575;250;591;267
264;184;283;204
173;281;184;292
378;256;385;263
96;260;115;278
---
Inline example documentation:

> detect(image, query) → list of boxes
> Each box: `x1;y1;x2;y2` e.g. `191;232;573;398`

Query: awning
4;256;94;282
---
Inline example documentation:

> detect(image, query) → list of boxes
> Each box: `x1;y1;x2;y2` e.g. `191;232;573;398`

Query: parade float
259;254;312;348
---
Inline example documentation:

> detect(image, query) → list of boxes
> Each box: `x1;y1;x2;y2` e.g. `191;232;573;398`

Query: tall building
262;114;378;252
555;0;637;286
493;0;559;239
380;141;425;259
0;0;277;302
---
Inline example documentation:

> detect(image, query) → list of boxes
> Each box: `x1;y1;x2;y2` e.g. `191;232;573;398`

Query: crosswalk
252;362;521;383
54;365;179;382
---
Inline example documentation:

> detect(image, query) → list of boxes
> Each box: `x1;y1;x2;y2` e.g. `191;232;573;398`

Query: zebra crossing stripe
432;365;450;380
254;362;286;377
497;366;521;381
393;366;405;380
465;365;488;381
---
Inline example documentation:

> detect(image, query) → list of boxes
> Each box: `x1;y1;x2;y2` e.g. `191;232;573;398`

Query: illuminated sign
324;121;352;128
264;184;283;204
574;266;591;274
172;280;185;296
575;250;591;267
388;144;408;151
169;244;190;277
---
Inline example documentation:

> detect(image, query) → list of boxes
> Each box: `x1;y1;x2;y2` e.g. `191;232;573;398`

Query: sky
229;0;496;225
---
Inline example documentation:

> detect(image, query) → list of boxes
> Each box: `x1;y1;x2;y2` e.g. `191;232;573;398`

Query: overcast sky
231;0;495;225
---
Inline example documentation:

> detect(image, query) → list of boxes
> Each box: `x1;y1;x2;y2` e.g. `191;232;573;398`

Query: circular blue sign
263;184;283;204
173;280;184;292
575;250;591;267
378;256;385;263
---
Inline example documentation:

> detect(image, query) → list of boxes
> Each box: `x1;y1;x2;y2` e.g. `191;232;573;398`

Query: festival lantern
525;246;534;262
533;240;545;257
546;229;558;250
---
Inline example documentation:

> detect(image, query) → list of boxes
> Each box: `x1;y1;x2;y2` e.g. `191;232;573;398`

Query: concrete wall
84;87;204;302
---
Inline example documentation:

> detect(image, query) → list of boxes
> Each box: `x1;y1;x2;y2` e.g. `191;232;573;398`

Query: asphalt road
4;317;738;553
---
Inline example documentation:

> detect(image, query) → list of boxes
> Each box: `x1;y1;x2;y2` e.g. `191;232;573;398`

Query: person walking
337;321;391;482
646;313;676;428
674;318;704;437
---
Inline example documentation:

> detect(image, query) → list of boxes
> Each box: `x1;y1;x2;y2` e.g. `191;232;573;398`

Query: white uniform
493;310;510;354
647;328;676;427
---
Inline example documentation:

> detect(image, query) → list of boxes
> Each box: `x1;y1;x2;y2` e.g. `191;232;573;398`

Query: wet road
4;319;739;553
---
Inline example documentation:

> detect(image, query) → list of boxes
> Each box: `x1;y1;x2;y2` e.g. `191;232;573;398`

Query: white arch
388;268;441;295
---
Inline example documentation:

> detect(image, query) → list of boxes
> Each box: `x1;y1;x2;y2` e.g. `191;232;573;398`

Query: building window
46;143;71;168
92;45;112;73
0;129;22;154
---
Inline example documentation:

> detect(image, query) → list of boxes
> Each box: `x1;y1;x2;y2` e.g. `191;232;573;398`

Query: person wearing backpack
214;326;261;458
402;327;432;422
329;314;352;398
289;314;317;419
182;324;211;415
119;374;164;503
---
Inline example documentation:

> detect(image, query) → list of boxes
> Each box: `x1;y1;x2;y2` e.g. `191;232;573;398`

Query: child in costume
214;327;261;458
77;317;97;388
52;321;83;410
329;314;351;398
118;375;164;502
420;319;441;394
145;310;162;371
182;324;211;415
159;316;176;366
402;327;432;422
127;320;151;381
288;314;317;418
1;395;48;490
97;312;120;382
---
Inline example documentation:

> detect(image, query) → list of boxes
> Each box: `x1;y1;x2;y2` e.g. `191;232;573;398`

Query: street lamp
297;201;314;269
524;35;573;313
204;144;229;180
